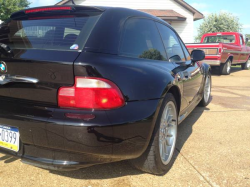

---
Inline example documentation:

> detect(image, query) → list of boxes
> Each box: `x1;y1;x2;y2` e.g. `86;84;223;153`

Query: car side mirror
246;38;249;44
169;55;182;62
191;49;205;62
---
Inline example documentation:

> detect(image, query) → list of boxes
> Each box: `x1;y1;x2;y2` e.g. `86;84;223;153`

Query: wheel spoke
159;140;163;156
167;133;173;137
161;140;165;157
167;114;173;124
166;145;172;156
165;107;170;120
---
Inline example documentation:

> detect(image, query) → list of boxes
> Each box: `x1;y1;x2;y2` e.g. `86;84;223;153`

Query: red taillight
58;77;125;110
25;7;72;14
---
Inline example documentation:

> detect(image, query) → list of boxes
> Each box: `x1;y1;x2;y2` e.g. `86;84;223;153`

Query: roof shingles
56;0;203;21
138;9;186;20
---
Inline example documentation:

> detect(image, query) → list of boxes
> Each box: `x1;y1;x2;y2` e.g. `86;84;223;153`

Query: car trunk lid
0;6;103;106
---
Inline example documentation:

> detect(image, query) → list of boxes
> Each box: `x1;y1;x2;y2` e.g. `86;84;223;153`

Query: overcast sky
30;0;250;38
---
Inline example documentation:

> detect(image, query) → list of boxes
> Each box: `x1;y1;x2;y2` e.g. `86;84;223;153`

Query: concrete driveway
0;67;250;187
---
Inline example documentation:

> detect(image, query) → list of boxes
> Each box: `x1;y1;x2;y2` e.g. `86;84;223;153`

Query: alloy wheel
204;75;211;103
159;101;177;165
227;62;231;74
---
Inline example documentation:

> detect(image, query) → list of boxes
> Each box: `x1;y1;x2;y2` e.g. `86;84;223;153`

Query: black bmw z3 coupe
0;5;211;175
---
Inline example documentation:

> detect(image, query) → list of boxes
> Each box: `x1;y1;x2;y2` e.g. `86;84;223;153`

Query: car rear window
0;14;101;51
203;35;236;43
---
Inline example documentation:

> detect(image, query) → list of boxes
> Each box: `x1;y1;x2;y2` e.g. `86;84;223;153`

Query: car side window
120;18;167;61
180;39;191;61
156;22;186;62
240;35;244;45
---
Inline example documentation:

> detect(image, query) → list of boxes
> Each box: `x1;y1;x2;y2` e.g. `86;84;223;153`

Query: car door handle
0;74;39;85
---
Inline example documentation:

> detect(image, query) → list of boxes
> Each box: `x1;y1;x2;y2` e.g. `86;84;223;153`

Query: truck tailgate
186;43;220;55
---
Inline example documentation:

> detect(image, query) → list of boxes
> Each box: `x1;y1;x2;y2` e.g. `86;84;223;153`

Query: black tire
130;93;178;175
199;72;212;107
241;58;250;70
220;60;231;75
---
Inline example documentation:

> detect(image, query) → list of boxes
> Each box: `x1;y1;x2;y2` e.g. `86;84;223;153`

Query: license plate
0;125;19;152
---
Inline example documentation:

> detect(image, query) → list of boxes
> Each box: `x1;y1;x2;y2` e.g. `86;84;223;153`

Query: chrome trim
201;60;221;65
12;76;38;83
198;54;220;56
224;50;250;54
186;43;219;46
0;74;39;85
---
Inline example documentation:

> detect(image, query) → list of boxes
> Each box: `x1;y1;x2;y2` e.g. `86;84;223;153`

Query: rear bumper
0;98;160;170
201;60;221;66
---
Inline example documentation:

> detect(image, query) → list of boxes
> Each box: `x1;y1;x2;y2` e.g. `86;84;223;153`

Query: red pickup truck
186;32;250;75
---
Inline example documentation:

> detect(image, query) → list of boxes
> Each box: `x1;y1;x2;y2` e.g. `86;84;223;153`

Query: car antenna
71;0;75;5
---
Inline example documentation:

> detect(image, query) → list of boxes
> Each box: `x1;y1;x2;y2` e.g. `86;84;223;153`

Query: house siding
66;0;194;43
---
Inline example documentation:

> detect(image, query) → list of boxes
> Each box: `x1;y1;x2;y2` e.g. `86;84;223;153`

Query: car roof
12;5;168;25
82;6;172;54
10;5;172;55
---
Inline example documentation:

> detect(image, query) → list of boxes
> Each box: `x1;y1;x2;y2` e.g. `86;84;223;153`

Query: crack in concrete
175;148;215;187
191;109;250;114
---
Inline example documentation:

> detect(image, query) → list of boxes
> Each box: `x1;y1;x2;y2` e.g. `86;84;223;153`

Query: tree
246;34;250;47
195;12;242;42
139;49;165;61
0;0;30;21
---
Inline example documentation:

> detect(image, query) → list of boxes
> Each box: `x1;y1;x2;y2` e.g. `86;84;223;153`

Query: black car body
0;5;210;172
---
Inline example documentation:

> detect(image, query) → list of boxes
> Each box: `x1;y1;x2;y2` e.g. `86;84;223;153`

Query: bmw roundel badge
0;61;7;73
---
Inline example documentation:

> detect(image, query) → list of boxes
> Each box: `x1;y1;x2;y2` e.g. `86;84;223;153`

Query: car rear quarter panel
74;52;177;102
72;52;181;158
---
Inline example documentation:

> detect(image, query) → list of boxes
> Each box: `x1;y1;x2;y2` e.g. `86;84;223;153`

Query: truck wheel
220;60;231;75
199;72;211;107
130;93;178;175
241;58;250;70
